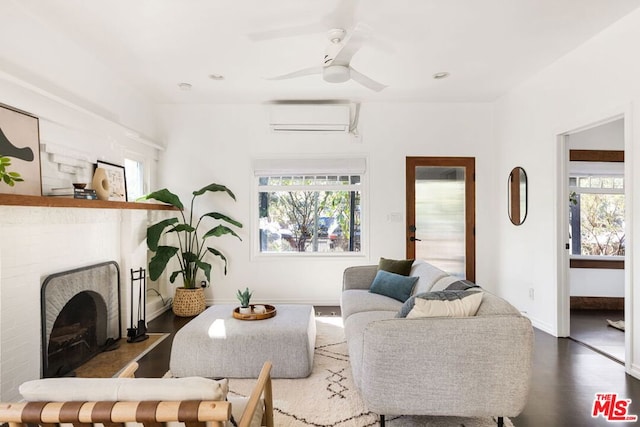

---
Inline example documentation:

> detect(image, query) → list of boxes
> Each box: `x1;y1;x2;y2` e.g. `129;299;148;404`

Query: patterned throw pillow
396;290;483;318
377;257;415;276
369;270;418;302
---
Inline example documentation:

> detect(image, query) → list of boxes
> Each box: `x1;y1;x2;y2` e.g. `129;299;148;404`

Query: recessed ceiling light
178;82;192;90
209;74;225;80
433;72;450;80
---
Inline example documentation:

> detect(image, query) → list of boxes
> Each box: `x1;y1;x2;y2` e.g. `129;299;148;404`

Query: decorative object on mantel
236;287;253;314
0;103;42;196
140;182;243;317
96;160;127;201
92;167;110;200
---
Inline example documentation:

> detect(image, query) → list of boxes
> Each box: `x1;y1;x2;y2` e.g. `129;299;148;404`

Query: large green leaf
181;251;198;264
169;270;183;284
193;183;236;200
169;223;196;233
196;259;212;283
139;188;184;209
147;218;179;251
149;245;179;281
202;212;243;228
207;247;228;274
203;225;242;240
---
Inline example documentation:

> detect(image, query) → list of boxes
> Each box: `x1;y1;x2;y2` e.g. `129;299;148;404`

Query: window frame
251;157;368;259
568;150;625;263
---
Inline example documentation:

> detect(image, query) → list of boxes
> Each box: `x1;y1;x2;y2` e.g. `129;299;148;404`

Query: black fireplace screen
41;261;121;377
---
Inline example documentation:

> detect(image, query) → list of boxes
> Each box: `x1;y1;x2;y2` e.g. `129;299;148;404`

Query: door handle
409;236;422;242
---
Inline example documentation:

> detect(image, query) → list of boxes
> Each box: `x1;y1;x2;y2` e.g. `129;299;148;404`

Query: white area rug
227;317;513;427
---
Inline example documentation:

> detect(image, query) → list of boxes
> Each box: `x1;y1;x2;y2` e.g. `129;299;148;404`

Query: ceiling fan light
323;65;350;83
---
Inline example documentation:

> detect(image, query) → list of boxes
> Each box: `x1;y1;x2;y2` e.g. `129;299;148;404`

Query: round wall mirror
508;167;528;225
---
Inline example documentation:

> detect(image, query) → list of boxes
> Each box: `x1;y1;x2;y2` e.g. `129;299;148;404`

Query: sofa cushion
344;310;397;388
378;257;414;275
19;376;229;402
369;270;418;302
409;260;450;295
341;289;404;320
397;290;483;318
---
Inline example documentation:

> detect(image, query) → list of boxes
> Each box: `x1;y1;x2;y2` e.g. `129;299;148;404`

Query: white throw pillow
407;291;483;318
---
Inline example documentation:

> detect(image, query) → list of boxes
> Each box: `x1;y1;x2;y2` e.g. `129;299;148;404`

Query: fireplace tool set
127;267;149;343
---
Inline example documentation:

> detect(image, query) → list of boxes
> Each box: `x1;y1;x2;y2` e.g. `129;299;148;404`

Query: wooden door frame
406;157;476;281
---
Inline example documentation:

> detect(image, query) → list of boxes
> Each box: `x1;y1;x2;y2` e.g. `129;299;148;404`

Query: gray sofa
341;261;533;425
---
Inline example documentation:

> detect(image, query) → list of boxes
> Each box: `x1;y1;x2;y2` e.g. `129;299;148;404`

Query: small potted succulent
236;287;253;314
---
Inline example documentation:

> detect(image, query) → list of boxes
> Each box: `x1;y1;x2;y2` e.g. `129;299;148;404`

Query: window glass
569;174;624;257
124;158;144;201
257;174;361;254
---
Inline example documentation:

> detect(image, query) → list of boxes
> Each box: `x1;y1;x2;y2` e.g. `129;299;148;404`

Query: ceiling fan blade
331;23;371;66
267;66;323;80
349;67;387;92
248;22;326;41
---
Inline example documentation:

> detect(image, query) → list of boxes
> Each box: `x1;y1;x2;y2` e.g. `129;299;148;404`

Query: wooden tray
233;304;277;321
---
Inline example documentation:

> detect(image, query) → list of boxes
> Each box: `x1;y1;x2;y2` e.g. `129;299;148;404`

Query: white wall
493;8;640;373
0;75;163;400
155;102;497;305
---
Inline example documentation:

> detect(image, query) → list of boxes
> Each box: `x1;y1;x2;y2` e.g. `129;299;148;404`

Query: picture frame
0;103;42;196
95;160;127;201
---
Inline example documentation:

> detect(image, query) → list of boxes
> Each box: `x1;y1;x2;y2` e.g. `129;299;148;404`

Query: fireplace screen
41;261;121;377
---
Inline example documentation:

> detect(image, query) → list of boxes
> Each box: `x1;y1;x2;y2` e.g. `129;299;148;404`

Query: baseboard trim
570;296;624;310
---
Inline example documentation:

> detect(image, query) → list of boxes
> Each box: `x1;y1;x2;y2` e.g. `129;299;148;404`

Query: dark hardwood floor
570;309;625;363
138;308;640;426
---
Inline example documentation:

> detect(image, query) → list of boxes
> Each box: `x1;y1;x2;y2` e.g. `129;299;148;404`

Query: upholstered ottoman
170;304;316;378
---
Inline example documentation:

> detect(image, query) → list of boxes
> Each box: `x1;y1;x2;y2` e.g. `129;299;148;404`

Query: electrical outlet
528;288;535;300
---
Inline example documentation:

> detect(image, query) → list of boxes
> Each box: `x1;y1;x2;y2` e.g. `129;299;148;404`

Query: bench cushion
20;376;228;402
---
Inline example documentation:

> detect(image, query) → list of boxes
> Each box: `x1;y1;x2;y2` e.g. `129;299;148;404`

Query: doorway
406;157;475;280
559;118;626;363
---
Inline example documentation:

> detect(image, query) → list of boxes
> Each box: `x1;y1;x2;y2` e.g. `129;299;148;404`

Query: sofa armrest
343;265;378;291
359;315;533;417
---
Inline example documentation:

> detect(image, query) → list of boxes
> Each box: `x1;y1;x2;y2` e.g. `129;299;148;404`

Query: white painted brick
0;205;168;401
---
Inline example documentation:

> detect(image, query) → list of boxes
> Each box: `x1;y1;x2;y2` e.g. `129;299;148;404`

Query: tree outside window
258;175;361;254
569;175;624;256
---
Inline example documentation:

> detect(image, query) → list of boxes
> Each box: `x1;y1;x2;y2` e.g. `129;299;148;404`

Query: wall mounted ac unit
269;104;350;133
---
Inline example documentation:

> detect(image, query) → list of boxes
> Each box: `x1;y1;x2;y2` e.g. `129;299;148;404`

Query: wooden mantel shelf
0;194;177;211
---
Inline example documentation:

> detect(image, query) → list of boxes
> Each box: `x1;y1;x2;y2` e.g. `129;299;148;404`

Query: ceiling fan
267;24;387;92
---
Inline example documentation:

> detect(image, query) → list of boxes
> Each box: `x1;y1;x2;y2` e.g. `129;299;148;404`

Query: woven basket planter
173;287;206;317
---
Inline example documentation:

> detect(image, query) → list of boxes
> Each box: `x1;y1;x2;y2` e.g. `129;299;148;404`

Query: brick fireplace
41;261;121;377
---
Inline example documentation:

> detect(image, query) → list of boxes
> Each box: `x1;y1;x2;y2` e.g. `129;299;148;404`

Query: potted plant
236;287;253;314
140;183;242;317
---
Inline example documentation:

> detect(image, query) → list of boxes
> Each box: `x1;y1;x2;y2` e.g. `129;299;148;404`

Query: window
254;158;365;255
124;158;145;201
569;174;624;257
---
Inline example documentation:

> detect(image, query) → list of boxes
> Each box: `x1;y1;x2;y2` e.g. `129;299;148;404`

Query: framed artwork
0;103;42;196
96;160;127;201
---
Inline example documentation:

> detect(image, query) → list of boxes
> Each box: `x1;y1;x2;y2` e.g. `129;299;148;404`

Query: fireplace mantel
0;194;177;211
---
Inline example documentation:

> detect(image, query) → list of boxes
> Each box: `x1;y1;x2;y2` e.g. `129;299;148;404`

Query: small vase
173;287;206;317
92;167;110;201
239;306;251;314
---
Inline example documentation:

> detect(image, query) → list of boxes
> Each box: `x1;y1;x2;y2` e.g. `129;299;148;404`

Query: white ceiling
2;0;640;105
